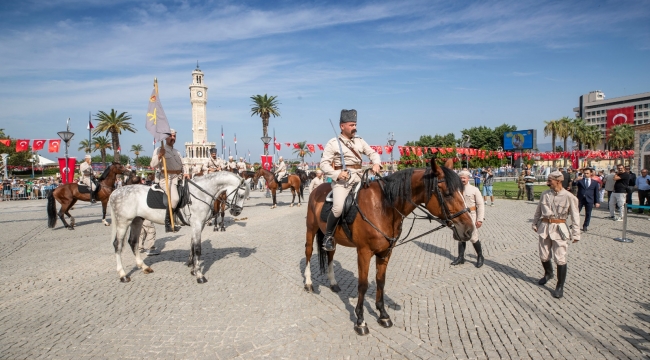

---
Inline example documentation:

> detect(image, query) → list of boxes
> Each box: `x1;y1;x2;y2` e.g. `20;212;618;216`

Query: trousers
609;193;626;217
638;190;650;212
80;176;96;191
525;185;534;201
156;174;180;209
578;199;594;227
331;179;353;217
539;236;568;265
139;219;156;250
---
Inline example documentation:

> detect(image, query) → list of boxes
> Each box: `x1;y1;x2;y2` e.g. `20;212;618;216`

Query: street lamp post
497;146;503;170
387;132;396;173
57;118;75;184
462;135;471;169
1;153;8;180
261;136;271;156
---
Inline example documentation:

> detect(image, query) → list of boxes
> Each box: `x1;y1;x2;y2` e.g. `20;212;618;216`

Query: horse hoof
290;204;293;207
378;318;393;328
103;222;110;226
297;204;301;207
220;228;226;232
186;261;193;267
120;276;131;283
190;270;196;276
143;268;154;274
196;277;208;284
354;324;370;336
67;226;74;231
330;284;341;293
304;284;313;292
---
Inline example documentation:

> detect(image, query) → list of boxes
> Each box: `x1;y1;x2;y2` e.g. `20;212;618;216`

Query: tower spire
196;60;200;70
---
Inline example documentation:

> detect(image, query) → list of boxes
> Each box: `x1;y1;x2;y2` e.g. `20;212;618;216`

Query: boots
165;210;181;233
472;241;484;268
322;212;339;251
538;261;554;285
553;264;567;299
275;176;283;193
451;241;466;265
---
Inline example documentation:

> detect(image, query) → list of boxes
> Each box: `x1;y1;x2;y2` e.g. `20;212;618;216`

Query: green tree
292;141;313;164
543;119;560;153
92;136;112;167
250;94;280;155
583;126;602;151
607;124;634;150
493;123;518;149
130;144;144;163
405;133;457;148
135;156;152;168
460;126;499;150
93;109;136;160
556;116;572;166
78;139;92;153
555;145;564;152
569;118;589;150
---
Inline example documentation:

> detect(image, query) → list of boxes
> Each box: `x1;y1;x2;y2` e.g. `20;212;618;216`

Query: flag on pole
16;140;29;152
32;140;46;151
145;80;171;143
234;134;237;144
48;140;61;153
87;119;94;130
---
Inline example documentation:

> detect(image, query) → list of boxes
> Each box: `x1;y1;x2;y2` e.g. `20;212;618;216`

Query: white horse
109;172;250;284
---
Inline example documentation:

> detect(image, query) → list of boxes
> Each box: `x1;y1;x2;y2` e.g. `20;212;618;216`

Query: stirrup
322;235;336;251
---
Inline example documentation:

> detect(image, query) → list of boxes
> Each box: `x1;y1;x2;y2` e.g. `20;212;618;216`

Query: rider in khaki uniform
532;170;580;299
205;148;223;173
320;109;381;251
226;156;237;172
453;170;485;267
79;154;97;203
150;129;190;232
236;157;247;173
274;156;287;193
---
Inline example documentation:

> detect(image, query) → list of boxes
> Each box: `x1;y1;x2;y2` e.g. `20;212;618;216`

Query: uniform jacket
463;183;484;242
275;161;286;175
533;188;581;241
150;144;187;174
79;162;93;178
227;161;237;170
205;157;224;172
320;135;380;184
573;177;600;204
236;161;247;171
308;176;324;193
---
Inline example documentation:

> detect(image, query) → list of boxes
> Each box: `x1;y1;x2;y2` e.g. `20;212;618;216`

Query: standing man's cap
84;154;91;159
340;109;357;124
458;170;471;178
548;171;564;181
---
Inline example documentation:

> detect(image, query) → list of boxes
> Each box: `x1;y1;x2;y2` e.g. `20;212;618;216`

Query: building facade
184;64;216;165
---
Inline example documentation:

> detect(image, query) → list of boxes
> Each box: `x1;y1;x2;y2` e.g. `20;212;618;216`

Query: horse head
425;158;474;242
225;177;249;217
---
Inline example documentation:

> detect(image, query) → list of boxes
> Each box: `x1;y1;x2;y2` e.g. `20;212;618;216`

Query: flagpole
234;133;237;157
155;78;175;231
221;125;224;160
273;128;276;162
88;111;92;157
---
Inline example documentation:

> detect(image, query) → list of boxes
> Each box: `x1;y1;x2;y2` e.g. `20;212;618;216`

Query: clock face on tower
197;91;203;97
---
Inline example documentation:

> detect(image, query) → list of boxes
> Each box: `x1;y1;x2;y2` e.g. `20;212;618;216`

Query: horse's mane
381;168;414;208
99;165;112;181
423;165;464;197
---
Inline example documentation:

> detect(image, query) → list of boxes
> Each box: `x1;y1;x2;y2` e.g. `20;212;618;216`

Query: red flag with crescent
375;146;382;155
317;144;324;151
0;139;10;147
606;106;634;136
261;155;273;171
293;143;300;149
307;144;315;152
16;139;29;152
32;139;46;151
285;142;291;147
384;146;393;154
274;143;281;151
49;139;61;153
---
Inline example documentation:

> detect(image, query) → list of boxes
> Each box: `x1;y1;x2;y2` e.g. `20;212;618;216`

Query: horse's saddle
146;180;190;211
320;182;361;240
77;180;99;194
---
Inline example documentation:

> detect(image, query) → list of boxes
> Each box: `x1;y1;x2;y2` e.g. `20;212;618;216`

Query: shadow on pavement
620;301;650;354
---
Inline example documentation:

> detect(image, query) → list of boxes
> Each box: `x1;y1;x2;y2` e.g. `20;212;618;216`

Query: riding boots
538;261;554;285
165;210;181;233
553;264;567;299
275;176;283;193
472;241;484;268
322;212;339;251
451;241;466;265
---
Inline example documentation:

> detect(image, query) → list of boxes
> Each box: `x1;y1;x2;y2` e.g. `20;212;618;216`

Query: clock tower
185;63;215;163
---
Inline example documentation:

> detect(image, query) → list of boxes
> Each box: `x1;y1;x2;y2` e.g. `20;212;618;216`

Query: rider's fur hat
340;109;357;124
209;148;217;154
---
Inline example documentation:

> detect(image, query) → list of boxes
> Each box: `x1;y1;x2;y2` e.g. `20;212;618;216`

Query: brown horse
253;168;304;208
47;163;128;229
304;159;473;335
123;170;141;185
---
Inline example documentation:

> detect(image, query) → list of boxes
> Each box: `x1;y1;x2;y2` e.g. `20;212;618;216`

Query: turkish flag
58;157;77;184
430;147;438;153
0;139;9;147
307;144;315;152
384;146;393;154
274;143;281;151
32;139;46;151
15;139;29;152
260;155;273;171
293;143;300;149
405;147;411;156
285;142;291;147
607;106;634;135
398;146;404;156
416;147;422;156
49;139;61;153
439;148;447;155
317;144;324;151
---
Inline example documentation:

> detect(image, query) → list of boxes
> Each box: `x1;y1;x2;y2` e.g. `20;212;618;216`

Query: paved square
1;190;649;359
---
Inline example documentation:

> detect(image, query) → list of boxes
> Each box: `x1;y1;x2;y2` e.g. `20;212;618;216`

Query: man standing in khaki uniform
517;170;526;200
150;129;189;232
532;171;581;299
308;169;324;193
320;109;381;251
452;170;485;267
236;157;247;174
139;220;159;256
79;154;96;203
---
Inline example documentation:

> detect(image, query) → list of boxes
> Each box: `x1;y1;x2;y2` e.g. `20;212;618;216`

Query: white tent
36;155;57;166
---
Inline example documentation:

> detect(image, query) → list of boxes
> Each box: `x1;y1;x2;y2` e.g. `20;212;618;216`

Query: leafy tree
78;139;92;153
583;126;602;151
405;133;457;148
568;118;589;150
460;126;499;150
493;123;518;149
250;94;280;155
607;124;634;150
543;119;560;153
135;156;152;168
91;154;129;165
130;144;144;162
92;135;112;167
555;145;564;152
93;109;136;160
556;116;572;166
292;141;313;164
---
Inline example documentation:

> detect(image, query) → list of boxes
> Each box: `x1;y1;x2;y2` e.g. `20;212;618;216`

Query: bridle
186;178;247;216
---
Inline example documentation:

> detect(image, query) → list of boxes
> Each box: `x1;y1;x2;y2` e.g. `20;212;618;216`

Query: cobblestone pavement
1;189;649;359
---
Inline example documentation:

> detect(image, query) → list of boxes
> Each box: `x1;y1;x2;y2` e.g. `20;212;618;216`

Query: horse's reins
186;178;246;213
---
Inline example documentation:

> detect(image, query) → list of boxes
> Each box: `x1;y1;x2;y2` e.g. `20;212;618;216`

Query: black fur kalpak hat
340;109;357;124
209;148;217;154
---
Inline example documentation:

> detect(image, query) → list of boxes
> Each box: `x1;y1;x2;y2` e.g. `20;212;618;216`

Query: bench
613;204;650;243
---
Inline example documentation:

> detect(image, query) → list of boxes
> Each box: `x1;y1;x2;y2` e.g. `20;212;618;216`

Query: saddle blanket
77;183;97;194
319;183;361;225
146;187;167;209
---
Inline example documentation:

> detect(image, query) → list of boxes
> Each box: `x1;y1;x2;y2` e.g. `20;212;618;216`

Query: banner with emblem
606;106;634;136
15;139;30;152
145;82;171;143
48;139;61;153
57;157;76;184
32;139;46;151
261;155;273;171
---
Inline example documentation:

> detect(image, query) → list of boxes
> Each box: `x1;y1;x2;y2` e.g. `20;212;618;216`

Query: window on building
645;111;649;116
645;104;649;108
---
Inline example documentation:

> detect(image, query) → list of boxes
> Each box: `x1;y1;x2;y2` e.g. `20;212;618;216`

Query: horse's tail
316;229;327;274
299;177;305;200
47;191;57;228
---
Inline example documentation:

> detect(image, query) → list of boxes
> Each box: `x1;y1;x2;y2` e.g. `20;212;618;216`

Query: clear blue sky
1;0;648;162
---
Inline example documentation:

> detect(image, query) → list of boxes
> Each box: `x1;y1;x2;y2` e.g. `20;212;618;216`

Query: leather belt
469;206;476;212
542;218;566;224
165;170;182;175
334;165;362;170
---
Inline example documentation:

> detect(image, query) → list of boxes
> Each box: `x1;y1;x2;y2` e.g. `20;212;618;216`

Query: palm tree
583;126;602;151
543;119;560;167
92;136;112;168
607;124;634;150
292;141;313;164
130;144;144;163
569;118;589;150
78;139;92;153
93;109;136;160
250;94;280;155
556;117;572;166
